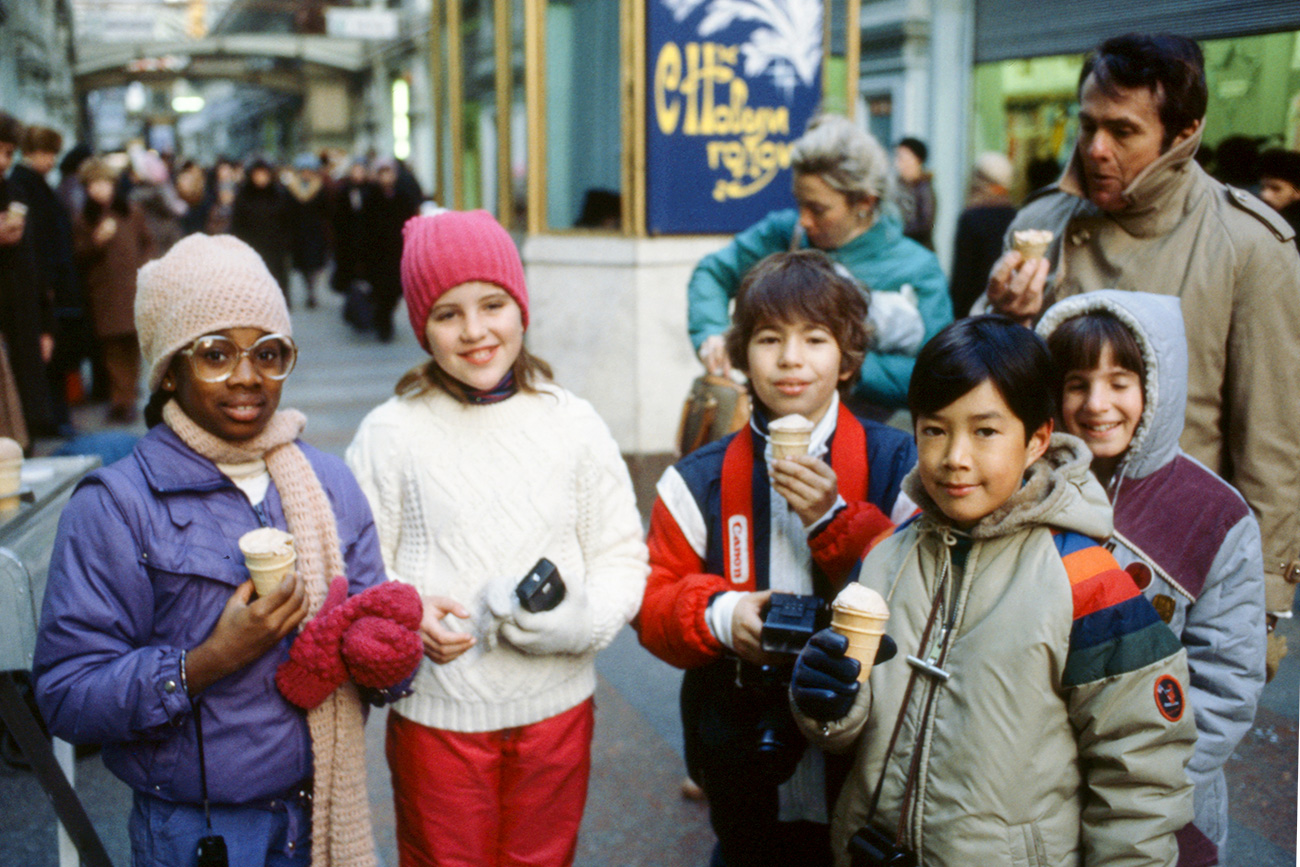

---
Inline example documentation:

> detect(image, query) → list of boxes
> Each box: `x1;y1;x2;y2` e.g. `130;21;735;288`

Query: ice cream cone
0;437;22;513
239;527;296;597
1012;229;1054;261
831;584;890;682
769;414;814;461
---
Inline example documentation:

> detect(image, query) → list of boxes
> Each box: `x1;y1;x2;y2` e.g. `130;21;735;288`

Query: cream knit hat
136;233;292;391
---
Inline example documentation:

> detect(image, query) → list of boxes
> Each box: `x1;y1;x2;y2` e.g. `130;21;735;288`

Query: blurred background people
949;152;1018;318
362;157;419;342
231;157;291;303
284;153;331;309
8;123;80;434
892;136;935;249
73;158;153;423
1257;148;1300;247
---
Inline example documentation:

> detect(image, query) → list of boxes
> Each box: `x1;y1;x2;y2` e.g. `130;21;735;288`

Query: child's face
1059;343;1143;464
425;281;524;391
746;318;848;424
167;328;285;442
916;380;1052;527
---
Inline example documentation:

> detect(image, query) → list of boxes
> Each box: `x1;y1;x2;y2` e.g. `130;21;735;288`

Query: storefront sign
647;0;823;234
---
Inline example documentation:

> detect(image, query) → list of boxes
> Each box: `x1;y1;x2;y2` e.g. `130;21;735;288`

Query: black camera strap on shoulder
862;565;950;843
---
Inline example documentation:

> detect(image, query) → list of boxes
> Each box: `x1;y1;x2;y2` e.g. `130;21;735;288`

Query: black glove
791;629;897;723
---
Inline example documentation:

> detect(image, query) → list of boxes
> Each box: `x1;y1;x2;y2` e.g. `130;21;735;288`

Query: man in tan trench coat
981;33;1300;663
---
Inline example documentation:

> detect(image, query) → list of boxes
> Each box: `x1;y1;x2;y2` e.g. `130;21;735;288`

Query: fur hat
400;210;528;352
135;234;292;391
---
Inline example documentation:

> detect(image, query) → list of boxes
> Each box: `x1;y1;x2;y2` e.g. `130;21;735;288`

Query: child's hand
731;590;782;666
771;454;839;527
187;573;310;693
419;595;476;664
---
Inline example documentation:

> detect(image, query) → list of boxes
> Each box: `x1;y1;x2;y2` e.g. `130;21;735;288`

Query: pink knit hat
401;210;528;352
136;233;292;391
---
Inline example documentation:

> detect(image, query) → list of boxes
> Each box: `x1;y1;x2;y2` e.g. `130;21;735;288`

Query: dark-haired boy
638;250;918;867
792;316;1195;866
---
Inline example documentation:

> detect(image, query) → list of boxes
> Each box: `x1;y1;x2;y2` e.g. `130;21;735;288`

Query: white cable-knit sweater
346;384;649;732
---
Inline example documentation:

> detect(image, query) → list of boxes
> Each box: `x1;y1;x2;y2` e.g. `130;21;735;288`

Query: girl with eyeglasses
34;233;417;867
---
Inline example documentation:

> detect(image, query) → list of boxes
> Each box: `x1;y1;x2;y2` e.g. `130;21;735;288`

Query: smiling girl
346;210;647;867
1040;290;1266;862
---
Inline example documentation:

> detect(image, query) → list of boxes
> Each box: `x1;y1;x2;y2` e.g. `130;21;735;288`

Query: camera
196;834;229;867
759;592;829;655
848;825;917;867
516;558;566;613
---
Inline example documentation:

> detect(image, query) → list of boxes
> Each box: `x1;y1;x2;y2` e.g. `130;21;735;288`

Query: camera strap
862;561;949;833
193;694;215;832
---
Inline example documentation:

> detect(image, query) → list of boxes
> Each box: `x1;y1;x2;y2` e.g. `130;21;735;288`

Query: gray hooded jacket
1039;290;1266;853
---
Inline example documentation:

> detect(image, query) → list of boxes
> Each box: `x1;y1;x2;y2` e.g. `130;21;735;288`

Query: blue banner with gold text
647;0;823;234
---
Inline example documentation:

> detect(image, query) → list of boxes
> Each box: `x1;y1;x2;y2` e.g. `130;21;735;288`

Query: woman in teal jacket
688;115;952;411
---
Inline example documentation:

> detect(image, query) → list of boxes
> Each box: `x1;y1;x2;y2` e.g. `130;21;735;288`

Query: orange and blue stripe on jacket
1056;530;1184;688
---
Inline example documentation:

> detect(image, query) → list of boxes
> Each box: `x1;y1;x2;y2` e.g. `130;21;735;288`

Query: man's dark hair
1080;33;1207;150
0;112;23;147
726;249;869;400
908;315;1054;443
898;137;928;164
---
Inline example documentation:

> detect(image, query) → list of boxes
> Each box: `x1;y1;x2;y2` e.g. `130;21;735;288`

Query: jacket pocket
1007;821;1047;867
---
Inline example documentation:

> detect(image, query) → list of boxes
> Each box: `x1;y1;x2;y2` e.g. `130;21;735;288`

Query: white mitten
478;573;522;651
500;583;593;656
867;284;925;356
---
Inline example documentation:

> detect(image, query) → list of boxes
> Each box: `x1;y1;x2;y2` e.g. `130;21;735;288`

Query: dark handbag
676;374;749;456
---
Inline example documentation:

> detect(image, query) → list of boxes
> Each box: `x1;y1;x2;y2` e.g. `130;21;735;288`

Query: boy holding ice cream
637;250;918;867
791;315;1195;867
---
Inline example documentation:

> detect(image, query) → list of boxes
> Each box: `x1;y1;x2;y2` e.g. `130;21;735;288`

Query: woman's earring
162;375;174;391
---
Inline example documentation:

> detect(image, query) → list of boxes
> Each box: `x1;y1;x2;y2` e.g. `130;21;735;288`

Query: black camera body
848;826;917;867
196;834;229;867
759;592;829;655
516;558;566;613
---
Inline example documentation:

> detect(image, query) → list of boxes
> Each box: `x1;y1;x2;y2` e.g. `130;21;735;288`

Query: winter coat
1039;291;1266;856
231;181;291;284
0;175;57;435
73;203;153;338
996;126;1300;610
688;209;952;408
33;425;387;805
8;163;81;315
286;174;331;273
798;436;1196;867
949;200;1016;318
893;174;935;249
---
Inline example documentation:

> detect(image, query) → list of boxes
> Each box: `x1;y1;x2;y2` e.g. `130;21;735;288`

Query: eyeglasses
179;333;298;383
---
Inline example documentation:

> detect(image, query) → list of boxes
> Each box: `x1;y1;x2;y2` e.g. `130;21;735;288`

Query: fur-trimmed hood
902;433;1112;541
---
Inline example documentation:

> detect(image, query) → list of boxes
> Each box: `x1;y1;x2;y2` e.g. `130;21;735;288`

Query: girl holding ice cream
34;233;413;867
345;209;648;867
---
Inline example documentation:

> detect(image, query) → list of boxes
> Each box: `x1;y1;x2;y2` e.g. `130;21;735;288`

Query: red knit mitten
275;577;354;709
339;582;423;689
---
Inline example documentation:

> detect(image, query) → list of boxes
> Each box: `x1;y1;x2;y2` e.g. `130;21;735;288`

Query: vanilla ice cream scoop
1012;229;1054;260
831;583;890;682
833;582;889;617
239;528;296;596
769;414;815;460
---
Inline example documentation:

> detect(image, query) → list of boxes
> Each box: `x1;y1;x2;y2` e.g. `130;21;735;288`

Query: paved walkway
6;286;1296;865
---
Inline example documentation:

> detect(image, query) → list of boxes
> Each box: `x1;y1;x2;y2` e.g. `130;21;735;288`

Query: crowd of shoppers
0;123;425;445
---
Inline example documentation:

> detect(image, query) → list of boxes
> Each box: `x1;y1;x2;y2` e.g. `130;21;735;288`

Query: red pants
386;700;594;867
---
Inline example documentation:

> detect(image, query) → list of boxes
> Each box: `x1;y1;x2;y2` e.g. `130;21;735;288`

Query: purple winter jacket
33;424;387;805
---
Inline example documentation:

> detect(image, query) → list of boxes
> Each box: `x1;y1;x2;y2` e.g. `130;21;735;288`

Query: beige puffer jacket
1001;128;1300;609
798;436;1196;867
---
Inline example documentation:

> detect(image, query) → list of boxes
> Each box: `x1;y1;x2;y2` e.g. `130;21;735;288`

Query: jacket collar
135;425;235;495
1058;124;1205;238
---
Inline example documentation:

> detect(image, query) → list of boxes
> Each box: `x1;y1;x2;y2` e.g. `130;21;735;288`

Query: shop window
545;0;621;230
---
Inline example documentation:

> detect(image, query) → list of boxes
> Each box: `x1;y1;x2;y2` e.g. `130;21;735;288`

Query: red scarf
719;402;868;590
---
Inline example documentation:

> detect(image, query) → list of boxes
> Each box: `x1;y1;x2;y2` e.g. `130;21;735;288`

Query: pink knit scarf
164;401;376;867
